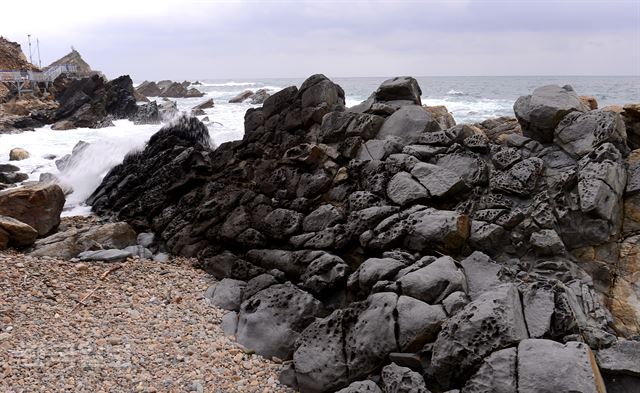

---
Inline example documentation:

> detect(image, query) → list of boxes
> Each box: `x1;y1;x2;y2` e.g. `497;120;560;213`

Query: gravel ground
0;248;295;392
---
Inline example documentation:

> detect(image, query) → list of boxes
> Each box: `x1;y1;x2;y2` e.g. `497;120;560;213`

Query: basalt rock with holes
88;74;640;392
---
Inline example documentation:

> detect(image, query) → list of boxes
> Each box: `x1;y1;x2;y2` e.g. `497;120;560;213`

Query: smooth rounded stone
410;162;467;199
374;76;423;105
0;215;38;248
459;251;503;300
303;204;344;232
396;295;447;351
595;340;640;377
530;229;565;255
78;249;133;262
376;106;441;143
30;221;137;259
347;257;406;295
0;183;65;236
397;256;465;304
514;84;586;143
461;347;517;393
208;278;247;311
0;172;28;184
517;339;607;393
9;147;30;161
387;172;428;206
137;232;155;248
236;283;323;359
242;273;279;301
262;208;304;240
381;362;430;393
0;164;20;172
554;109;627;158
431;284;529;388
153;252;169;263
221;311;239;336
124;245;153;259
336;380;382;393
402;208;470;254
442;291;469;315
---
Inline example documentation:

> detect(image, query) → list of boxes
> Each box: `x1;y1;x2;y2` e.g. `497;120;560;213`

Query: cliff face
47;49;93;76
0;37;39;71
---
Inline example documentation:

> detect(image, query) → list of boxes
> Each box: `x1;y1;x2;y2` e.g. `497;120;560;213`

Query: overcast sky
3;0;639;80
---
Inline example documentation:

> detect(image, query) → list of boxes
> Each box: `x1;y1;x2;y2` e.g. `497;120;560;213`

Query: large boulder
105;75;138;119
431;284;528;388
0;184;65;236
554;109;627;157
0;215;38;248
381;362;430;393
376;106;441;143
374;76;422;105
136;81;163;97
235;283;324;359
514;84;586;143
517;339;607;393
9;147;30;161
461;347;517;393
29;221;137;259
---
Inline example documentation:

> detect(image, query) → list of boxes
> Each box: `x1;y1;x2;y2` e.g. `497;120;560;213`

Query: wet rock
229;90;254;103
381;362;430;393
9;147;30;161
517;339;607;393
236;283;324;359
514;84;586;143
0;164;19;172
0;171;28;184
0;183;65;236
431;284;528;388
461;347;517;393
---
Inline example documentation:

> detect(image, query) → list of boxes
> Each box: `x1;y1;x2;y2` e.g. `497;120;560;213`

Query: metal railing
0;64;78;83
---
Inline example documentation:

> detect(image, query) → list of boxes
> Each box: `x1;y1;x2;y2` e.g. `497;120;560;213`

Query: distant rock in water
136;80;205;98
88;74;640;393
228;88;271;104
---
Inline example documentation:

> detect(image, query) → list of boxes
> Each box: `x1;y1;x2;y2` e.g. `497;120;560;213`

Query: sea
1;75;638;216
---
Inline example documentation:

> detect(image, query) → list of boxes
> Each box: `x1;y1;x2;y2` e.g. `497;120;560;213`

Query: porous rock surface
88;75;640;392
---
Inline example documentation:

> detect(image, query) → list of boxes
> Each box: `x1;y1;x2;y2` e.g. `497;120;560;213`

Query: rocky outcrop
47;49;93;77
136;80;205;99
0;183;65;236
229;89;272;104
88;75;637;392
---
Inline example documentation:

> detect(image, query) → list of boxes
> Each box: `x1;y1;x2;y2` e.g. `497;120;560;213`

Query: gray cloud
5;0;639;80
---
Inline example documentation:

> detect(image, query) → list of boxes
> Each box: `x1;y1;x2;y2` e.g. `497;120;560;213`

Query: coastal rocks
85;74;640;392
514;84;586;143
554;109;627;157
136;81;163;97
229;90;255;103
192;98;214;112
595;340;640;377
105;75;138;119
431;284;528;388
29;221;137;259
376;106;441;143
234;283;324;359
0;183;65;236
517;339;606;393
0;171;28;184
424;105;456;130
381;363;430;393
160;82;205;98
9;147;30;161
374;76;422;105
0;215;38;248
78;249;133;262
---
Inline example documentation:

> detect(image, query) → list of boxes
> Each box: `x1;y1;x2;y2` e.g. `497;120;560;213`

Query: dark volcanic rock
86;75;631;392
